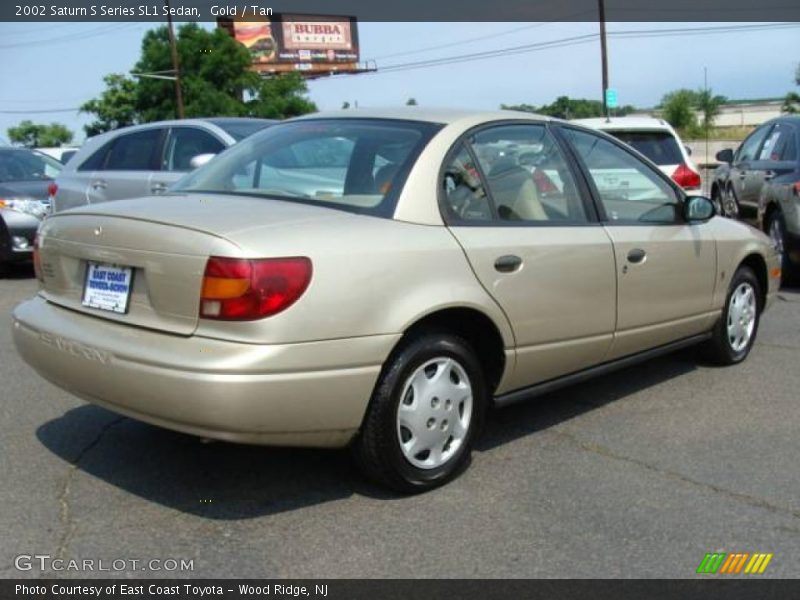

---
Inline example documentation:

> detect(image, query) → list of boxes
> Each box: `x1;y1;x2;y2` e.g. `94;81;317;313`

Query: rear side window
605;130;683;166
104;129;163;171
78;141;113;171
163;127;225;171
761;123;797;162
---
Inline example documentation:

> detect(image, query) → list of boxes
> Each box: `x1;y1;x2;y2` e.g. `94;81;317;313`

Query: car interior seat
487;157;547;221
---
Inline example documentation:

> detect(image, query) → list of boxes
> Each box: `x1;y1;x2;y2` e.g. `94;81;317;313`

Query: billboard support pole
164;0;185;119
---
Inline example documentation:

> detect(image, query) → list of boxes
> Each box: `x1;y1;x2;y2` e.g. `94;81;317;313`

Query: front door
560;126;718;360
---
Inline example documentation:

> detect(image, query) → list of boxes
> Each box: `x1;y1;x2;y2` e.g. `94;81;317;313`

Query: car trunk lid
36;193;336;335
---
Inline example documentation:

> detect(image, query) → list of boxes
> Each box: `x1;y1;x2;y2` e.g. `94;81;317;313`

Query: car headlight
0;197;50;219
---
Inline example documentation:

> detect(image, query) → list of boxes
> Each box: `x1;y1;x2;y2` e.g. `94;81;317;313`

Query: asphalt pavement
1;263;799;579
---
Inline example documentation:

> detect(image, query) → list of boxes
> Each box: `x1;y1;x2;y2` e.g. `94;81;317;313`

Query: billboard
218;14;363;77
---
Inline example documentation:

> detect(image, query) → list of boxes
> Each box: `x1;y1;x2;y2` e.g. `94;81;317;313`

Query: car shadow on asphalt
36;351;698;518
0;262;34;279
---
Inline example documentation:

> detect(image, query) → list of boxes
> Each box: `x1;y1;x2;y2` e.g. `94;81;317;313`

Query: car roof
292;107;556;125
572;116;674;132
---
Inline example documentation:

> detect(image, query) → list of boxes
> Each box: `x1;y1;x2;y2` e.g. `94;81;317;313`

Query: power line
0;23;140;50
367;14;594;62
367;22;800;76
0;108;80;114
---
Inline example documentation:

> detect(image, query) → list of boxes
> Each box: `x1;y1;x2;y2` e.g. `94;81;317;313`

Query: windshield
605;130;683;166
173;118;442;217
0;149;63;182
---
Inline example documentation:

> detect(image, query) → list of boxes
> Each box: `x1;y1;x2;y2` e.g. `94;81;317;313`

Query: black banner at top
3;0;800;22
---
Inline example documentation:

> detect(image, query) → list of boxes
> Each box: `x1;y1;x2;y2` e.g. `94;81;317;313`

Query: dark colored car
0;148;62;271
712;116;800;283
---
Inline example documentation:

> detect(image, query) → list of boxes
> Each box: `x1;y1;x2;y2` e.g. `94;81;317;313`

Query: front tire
353;332;487;493
721;185;740;219
703;266;761;365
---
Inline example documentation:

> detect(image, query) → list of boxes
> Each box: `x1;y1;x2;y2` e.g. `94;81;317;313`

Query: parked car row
711;116;800;283
13;108;780;492
0;117;273;271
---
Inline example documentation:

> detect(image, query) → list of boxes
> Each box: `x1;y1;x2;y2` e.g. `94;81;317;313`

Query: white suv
573;117;702;192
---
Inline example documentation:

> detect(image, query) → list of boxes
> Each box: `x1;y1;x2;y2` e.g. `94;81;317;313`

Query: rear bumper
12;296;399;448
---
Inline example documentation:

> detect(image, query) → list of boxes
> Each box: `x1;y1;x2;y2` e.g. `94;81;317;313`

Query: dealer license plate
81;262;134;314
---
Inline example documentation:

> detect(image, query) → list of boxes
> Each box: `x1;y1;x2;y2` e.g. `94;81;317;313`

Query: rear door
88;127;166;204
442;122;617;391
149;126;227;194
560;126;717;360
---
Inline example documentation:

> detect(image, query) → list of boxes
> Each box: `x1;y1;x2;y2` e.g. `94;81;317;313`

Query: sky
0;21;798;144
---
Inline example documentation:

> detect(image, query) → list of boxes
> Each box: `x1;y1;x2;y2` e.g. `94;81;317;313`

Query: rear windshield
173;119;442;217
208;119;275;141
605;130;683;166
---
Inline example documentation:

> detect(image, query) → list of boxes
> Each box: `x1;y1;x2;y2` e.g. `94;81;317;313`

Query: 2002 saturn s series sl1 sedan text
13;109;781;492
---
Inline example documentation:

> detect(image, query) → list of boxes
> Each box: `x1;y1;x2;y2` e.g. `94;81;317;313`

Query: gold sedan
13;109;781;492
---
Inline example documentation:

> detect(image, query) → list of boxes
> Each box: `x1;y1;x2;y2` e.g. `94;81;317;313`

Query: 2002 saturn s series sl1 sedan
13;109;781;492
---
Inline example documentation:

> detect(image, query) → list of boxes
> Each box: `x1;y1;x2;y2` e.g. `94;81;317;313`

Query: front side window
104;129;163;171
564;128;680;224
735;124;772;163
164;128;225;172
174;119;440;216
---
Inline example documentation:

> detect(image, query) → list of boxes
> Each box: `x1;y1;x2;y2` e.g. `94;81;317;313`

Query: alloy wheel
727;282;756;353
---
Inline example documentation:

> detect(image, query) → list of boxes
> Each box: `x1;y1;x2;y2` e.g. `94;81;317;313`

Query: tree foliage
406;97;418;106
501;96;636;119
81;23;317;135
783;63;800;114
659;88;727;137
80;73;138;136
7;120;74;148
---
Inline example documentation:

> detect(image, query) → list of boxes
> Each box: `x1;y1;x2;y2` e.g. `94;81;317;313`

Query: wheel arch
739;253;768;309
394;306;510;395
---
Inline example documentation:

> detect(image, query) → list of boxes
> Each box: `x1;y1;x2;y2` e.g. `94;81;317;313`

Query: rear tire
721;185;740;219
702;266;761;365
766;209;797;285
353;332;487;493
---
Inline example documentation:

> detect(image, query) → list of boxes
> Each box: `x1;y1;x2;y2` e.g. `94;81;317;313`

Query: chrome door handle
151;183;168;194
627;248;647;264
494;255;522;273
763;170;776;181
91;180;106;190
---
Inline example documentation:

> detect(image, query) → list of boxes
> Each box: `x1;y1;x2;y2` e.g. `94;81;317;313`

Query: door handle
151;182;168;194
626;248;647;264
763;170;776;181
91;180;106;190
494;255;522;273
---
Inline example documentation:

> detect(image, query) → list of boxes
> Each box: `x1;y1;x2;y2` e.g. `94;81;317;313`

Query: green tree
406;97;418;106
7;120;73;147
695;89;727;134
501;97;636;119
659;89;699;133
81;23;317;135
341;101;351;109
80;73;138;136
783;64;800;114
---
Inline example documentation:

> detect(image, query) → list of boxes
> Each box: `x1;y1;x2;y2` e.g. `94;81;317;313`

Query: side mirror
189;153;215;169
715;148;734;164
684;195;715;222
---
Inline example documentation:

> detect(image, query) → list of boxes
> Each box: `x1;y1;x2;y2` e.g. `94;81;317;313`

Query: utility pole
164;0;184;119
599;0;609;119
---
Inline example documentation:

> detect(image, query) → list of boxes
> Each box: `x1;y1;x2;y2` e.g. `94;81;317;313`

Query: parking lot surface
2;264;799;578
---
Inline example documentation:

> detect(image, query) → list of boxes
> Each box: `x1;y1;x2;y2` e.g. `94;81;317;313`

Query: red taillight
47;182;58;198
200;257;312;320
671;164;702;189
793;182;800;197
33;235;43;282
